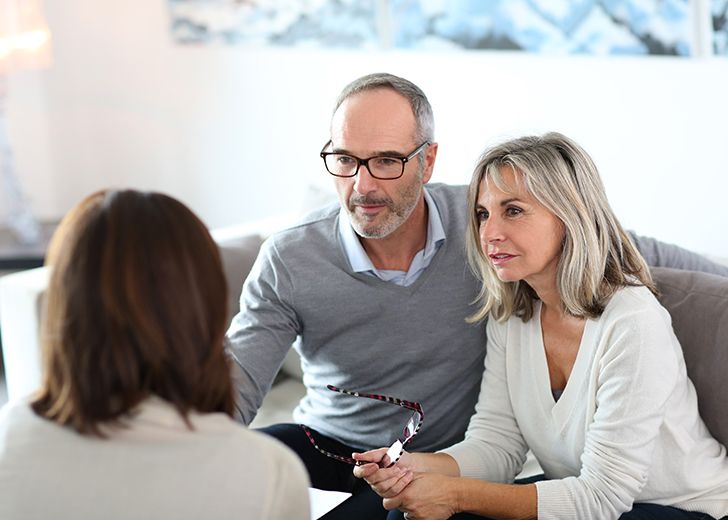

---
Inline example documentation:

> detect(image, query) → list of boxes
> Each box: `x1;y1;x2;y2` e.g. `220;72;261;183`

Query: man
227;73;728;519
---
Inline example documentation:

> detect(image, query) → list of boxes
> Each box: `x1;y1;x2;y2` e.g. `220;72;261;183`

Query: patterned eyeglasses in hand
301;384;424;467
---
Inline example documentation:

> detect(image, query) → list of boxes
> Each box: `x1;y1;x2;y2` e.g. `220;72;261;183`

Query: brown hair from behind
32;190;234;436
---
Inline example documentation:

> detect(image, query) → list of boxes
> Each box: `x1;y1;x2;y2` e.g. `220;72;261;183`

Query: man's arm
226;239;301;424
629;231;728;276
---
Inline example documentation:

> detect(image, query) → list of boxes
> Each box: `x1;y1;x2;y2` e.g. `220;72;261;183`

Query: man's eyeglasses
302;384;424;467
320;141;429;180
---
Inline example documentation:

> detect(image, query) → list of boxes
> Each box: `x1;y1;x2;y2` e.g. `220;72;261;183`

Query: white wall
6;0;728;257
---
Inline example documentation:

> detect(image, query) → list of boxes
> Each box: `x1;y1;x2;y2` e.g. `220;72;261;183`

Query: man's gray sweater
228;184;487;452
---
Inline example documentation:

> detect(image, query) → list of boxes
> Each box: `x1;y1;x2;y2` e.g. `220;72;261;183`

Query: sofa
210;231;728;453
2;218;728;464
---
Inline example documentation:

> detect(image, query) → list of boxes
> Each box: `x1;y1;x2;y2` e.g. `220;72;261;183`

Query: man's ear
422;142;438;184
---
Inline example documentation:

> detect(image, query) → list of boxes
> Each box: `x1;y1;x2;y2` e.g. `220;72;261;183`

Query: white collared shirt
338;187;446;287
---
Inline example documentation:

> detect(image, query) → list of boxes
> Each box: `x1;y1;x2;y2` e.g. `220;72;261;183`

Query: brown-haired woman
0;190;309;519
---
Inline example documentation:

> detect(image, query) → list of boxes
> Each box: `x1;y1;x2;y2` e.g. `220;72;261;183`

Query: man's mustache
348;195;393;210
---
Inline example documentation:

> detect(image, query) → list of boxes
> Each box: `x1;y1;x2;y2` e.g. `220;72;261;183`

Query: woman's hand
383;472;459;520
352;448;416;498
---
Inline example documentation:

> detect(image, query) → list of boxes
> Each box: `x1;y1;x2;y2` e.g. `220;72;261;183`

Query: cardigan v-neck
529;301;596;428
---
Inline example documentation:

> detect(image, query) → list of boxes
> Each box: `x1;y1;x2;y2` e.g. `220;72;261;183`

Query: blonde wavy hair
466;132;655;323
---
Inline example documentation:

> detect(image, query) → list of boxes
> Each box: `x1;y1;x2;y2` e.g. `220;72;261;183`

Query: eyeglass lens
325;155;404;179
384;410;423;467
402;411;422;440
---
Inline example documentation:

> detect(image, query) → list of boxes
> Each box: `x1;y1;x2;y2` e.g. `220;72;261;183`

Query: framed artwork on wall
168;0;726;57
714;0;728;54
388;0;693;55
168;0;380;48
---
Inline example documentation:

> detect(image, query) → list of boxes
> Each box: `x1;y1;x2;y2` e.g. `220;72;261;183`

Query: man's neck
360;196;428;271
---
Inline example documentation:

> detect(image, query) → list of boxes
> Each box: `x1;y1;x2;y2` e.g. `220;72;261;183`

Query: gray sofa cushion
632;233;728;277
652;267;728;448
216;233;264;325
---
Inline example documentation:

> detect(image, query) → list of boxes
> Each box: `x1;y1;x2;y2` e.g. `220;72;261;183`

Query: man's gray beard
348;182;422;239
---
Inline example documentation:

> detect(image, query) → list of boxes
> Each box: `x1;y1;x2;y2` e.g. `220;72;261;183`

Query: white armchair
0;267;49;401
0;222;306;426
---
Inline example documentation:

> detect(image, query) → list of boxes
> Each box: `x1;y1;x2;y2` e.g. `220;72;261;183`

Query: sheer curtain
0;0;51;244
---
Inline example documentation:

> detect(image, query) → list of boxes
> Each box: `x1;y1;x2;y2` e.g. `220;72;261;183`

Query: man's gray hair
333;73;435;143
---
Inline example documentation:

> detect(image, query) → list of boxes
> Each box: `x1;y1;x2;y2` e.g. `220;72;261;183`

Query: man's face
329;88;435;239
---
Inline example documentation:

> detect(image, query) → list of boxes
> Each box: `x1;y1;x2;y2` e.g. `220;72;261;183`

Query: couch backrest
214;233;265;325
652;267;728;448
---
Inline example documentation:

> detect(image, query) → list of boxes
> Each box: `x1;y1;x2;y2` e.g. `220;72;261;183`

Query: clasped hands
352;448;458;520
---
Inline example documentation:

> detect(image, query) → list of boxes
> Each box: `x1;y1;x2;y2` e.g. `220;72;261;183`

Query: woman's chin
494;269;520;283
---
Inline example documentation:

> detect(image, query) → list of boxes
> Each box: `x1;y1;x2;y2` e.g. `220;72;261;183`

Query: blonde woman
353;133;728;520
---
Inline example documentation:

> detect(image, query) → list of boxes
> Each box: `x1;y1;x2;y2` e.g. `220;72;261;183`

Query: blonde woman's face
475;166;564;291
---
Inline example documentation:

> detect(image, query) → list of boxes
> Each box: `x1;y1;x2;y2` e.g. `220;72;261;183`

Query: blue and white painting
169;0;695;55
715;0;728;55
391;0;692;55
169;0;379;48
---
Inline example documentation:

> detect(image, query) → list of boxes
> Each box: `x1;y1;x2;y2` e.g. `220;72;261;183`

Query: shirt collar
338;186;446;274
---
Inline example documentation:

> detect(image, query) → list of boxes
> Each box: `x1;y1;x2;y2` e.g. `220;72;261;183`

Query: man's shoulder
426;183;469;228
427;182;468;199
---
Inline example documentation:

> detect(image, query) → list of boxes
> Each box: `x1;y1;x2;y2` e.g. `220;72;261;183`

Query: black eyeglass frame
320;140;430;180
302;384;424;467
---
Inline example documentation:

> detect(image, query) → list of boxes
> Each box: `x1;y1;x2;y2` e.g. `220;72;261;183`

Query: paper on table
308;488;352;519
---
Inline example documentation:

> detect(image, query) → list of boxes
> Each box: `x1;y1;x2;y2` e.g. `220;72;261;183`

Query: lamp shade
0;0;52;73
